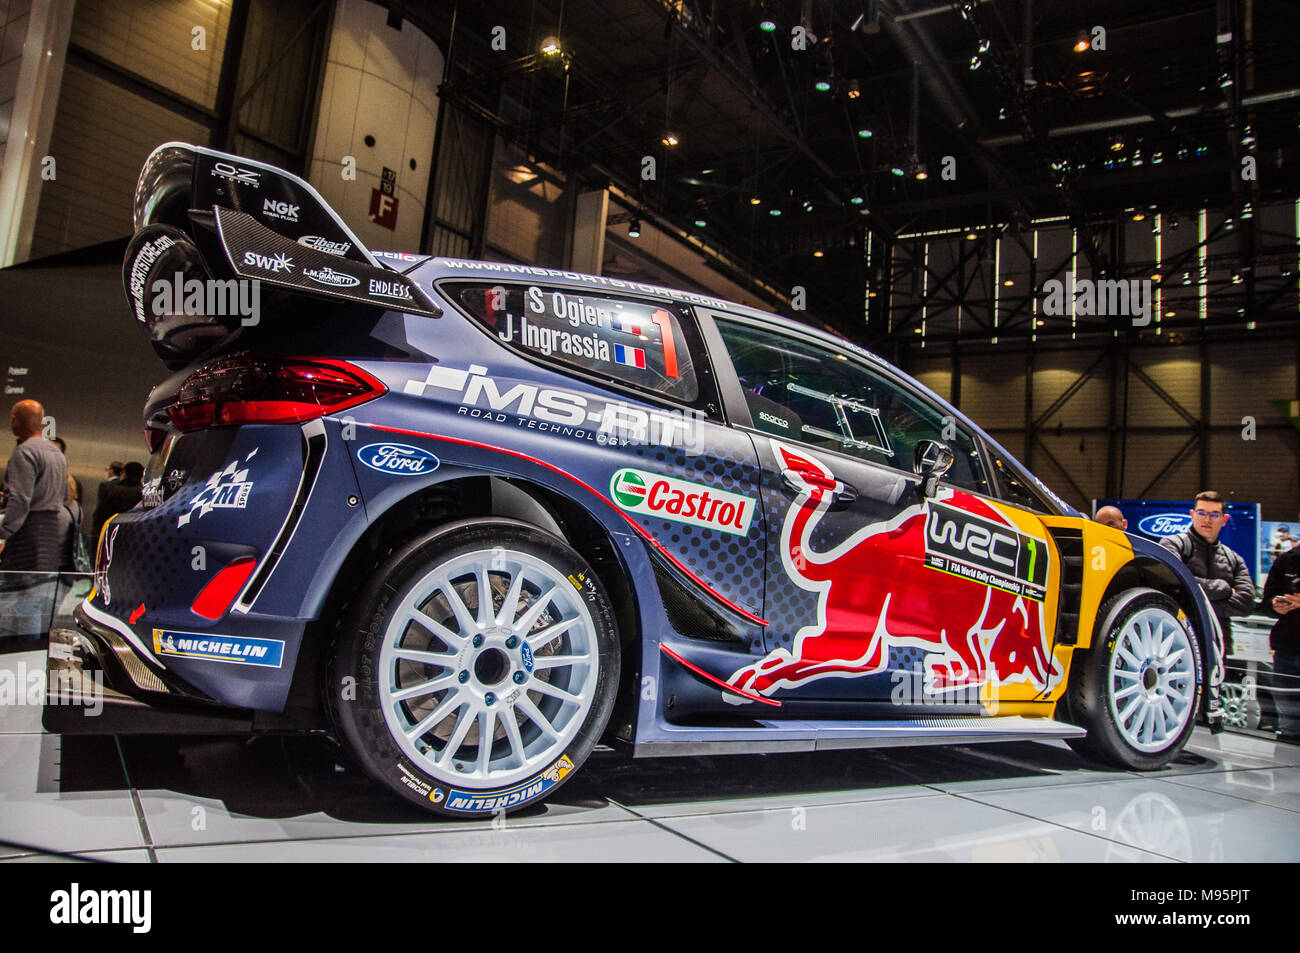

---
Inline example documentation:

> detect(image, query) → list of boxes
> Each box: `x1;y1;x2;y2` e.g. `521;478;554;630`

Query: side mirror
913;440;955;498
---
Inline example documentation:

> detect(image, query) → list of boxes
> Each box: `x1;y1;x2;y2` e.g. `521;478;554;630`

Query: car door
703;314;1061;712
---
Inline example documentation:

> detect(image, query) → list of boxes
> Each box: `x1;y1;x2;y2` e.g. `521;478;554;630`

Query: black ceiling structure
392;0;1300;346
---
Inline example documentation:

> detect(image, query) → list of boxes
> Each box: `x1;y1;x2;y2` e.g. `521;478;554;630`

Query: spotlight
850;195;865;205
661;133;679;147
540;36;562;56
1218;72;1233;88
914;165;928;180
998;106;1007;120
890;166;905;176
694;218;707;227
969;55;981;70
1150;273;1161;281
1164;310;1175;317
1131;211;1145;222
1240;126;1255;147
749;196;761;205
978;38;991;53
802;200;814;212
1073;37;1089;53
1109;137;1124;152
857;128;873;138
1003;279;1014;286
769;208;782;216
847;80;861;100
814;79;832;92
759;19;777;32
965;232;977;240
813;249;825;258
628;219;640;238
1241;202;1254;219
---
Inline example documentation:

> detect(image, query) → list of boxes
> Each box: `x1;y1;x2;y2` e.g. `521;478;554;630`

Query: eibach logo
610;467;755;536
727;440;1063;702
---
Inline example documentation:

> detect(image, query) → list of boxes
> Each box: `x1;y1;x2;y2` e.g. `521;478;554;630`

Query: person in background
97;461;124;510
1095;505;1127;531
1158;490;1256;656
93;461;144;541
50;437;83;509
1259;535;1300;743
0;400;71;570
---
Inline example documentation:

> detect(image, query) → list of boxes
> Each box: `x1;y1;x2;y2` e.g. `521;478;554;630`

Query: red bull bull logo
727;440;1062;703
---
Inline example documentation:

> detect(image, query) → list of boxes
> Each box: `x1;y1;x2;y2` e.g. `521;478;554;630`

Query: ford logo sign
357;443;439;476
1138;513;1191;536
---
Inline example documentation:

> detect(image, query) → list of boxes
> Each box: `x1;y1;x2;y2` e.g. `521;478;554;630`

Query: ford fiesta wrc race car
45;143;1225;817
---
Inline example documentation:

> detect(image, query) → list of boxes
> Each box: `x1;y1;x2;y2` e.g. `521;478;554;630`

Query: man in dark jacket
0;400;71;571
93;461;144;541
1259;540;1300;741
1158;490;1256;656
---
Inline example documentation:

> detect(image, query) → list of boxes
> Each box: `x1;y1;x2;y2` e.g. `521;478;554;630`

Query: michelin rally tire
330;519;619;816
1066;588;1202;771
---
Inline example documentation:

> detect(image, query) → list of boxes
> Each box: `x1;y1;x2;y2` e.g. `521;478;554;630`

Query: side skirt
625;716;1086;758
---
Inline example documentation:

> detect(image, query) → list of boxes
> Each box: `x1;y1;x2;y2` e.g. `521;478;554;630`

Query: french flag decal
613;315;643;335
613;344;646;369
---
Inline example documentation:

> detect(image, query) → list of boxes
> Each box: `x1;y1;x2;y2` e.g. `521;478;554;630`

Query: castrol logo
610;467;755;536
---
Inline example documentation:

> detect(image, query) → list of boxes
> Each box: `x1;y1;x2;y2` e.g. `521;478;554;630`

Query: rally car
46;143;1224;817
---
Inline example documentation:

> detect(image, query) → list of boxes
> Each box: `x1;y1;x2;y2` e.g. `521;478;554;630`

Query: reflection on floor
3;648;1299;862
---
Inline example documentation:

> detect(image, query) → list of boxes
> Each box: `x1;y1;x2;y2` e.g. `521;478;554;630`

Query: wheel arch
310;475;642;701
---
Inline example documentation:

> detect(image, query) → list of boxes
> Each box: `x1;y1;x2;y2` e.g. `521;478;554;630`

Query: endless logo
610;467;754;536
357;442;439;475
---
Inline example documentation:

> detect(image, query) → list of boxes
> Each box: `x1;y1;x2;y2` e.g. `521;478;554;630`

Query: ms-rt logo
1042;272;1153;327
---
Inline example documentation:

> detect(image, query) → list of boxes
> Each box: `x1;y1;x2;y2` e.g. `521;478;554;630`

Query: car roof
406;255;1078;516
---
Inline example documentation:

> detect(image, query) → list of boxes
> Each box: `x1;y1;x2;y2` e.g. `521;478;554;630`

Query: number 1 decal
650;309;679;379
1026;538;1037;581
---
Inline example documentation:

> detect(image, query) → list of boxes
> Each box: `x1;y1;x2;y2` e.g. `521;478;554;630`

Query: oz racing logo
178;449;257;528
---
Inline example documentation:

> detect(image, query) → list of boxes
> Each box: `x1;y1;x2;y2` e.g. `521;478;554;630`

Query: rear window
446;281;700;403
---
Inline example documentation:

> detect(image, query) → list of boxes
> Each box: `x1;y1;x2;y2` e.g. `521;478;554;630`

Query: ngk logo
262;198;299;222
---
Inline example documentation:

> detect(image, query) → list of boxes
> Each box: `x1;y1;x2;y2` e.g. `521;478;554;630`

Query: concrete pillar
0;0;74;267
307;0;443;252
570;187;608;274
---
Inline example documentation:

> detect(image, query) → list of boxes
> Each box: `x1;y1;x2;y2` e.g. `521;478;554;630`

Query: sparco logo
1138;513;1192;536
262;198;299;222
357;442;439;475
304;265;359;288
758;410;789;430
610;467;755;536
298;235;351;256
210;161;260;187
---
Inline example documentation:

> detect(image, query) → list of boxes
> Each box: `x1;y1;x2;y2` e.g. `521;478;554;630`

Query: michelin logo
444;755;574;812
153;629;284;667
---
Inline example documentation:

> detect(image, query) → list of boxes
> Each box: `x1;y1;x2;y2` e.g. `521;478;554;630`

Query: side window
446;281;700;403
989;453;1053;513
715;319;990;495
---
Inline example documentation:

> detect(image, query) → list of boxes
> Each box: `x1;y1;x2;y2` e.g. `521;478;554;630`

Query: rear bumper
43;624;256;735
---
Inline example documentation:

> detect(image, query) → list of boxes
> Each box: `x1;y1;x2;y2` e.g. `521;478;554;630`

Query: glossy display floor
3;648;1298;862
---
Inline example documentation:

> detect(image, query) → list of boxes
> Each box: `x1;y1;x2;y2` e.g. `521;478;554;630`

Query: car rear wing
132;142;440;317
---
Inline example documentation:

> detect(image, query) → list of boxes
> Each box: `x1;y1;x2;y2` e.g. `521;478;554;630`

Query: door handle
781;467;857;508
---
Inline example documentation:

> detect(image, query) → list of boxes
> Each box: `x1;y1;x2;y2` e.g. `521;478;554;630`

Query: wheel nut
513;671;526;684
484;692;496;705
505;635;518;649
472;634;484;648
458;670;469;683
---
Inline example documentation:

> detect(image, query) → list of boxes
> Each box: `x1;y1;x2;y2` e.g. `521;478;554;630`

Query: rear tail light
191;557;258;620
143;426;168;454
168;355;386;431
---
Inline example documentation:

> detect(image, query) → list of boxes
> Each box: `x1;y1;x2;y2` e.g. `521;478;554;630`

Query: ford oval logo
1138;513;1191;536
357;443;439;476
